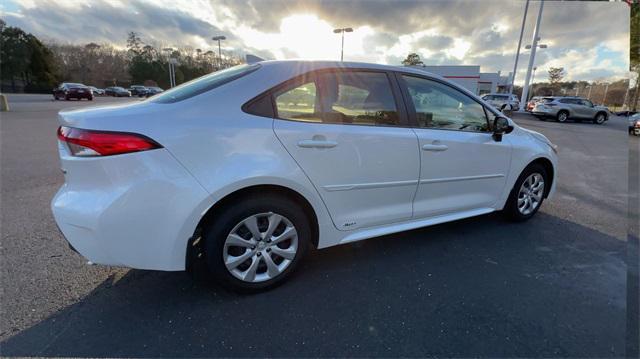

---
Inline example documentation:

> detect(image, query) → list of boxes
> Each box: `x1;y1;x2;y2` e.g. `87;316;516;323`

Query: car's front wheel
503;163;548;221
204;194;311;292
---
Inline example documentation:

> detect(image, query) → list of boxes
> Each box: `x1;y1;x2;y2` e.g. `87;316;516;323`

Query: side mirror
492;116;513;142
499;103;514;117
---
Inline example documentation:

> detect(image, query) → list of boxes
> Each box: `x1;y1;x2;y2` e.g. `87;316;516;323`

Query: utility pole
520;0;544;106
508;0;530;95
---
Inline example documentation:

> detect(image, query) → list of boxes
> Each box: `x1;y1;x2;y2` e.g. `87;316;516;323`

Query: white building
410;65;512;96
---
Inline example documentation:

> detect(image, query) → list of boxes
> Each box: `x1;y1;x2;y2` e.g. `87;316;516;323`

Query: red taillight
57;126;162;157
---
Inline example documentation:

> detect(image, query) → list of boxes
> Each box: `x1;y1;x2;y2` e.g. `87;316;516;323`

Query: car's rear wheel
503;163;548;221
556;110;569;122
204;194;310;292
594;112;606;125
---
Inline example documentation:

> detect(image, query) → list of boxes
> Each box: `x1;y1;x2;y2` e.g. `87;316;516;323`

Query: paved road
0;94;634;356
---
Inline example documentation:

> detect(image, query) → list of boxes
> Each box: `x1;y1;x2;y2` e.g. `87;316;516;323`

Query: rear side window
274;81;321;122
151;64;260;104
316;71;400;126
270;70;401;127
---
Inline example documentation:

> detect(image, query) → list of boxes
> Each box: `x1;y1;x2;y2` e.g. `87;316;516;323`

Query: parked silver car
629;113;640;136
532;97;609;124
481;93;520;111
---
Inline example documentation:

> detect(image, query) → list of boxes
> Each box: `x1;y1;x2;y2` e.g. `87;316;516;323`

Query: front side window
274;81;321;122
580;99;593;107
402;75;490;132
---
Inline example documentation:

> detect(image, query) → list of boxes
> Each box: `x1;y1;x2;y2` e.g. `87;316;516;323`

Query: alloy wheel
223;212;298;283
517;173;545;215
595;114;605;124
558;112;568;122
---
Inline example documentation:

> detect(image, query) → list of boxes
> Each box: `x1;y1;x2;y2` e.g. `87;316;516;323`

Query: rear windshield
151;64;260;104
542;97;555;103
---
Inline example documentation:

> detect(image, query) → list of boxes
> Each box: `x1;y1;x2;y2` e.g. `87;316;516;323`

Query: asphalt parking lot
0;94;636;356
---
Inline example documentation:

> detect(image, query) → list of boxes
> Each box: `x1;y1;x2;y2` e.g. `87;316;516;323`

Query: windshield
151;64;260;104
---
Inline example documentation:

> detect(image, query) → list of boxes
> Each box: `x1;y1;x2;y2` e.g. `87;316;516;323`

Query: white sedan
52;60;558;291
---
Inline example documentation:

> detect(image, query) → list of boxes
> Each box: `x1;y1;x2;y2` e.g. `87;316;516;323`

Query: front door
398;74;512;218
273;70;420;230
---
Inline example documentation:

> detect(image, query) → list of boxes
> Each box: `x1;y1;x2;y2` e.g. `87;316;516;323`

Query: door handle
297;139;338;148
422;144;448;152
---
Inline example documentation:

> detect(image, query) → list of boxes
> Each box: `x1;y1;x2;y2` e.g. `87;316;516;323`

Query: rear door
272;69;420;231
397;74;512;218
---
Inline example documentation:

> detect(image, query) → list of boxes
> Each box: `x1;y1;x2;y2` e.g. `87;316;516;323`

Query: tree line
0;22;243;93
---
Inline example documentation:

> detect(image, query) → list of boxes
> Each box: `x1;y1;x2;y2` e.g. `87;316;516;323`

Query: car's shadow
0;212;627;357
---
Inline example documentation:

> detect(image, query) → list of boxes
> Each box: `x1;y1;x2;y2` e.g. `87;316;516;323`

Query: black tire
556;110;569;123
503;163;548;222
203;194;311;292
594;112;607;125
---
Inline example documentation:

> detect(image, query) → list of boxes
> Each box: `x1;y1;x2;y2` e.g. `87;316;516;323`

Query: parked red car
53;83;94;101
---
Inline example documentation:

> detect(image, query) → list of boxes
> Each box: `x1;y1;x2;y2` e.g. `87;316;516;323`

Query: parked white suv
52;60;557;291
481;93;520;111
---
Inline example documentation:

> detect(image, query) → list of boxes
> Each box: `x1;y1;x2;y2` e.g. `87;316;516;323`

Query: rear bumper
51;144;209;270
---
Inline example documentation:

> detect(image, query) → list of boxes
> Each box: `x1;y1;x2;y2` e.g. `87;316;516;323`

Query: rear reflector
57;126;162;157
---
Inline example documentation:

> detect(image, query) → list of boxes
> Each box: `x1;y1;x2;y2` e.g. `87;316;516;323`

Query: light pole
623;81;630;110
520;0;545;106
333;27;353;61
212;35;226;70
163;47;175;88
587;84;593;100
530;66;538;96
508;0;530;95
602;83;609;106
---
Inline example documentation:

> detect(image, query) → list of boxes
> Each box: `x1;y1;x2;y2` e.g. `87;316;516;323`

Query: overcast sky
1;0;631;84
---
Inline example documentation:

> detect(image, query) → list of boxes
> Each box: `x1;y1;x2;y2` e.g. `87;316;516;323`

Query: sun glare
278;14;339;59
236;13;373;61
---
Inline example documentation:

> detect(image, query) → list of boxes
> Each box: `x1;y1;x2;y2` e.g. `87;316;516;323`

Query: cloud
1;0;630;83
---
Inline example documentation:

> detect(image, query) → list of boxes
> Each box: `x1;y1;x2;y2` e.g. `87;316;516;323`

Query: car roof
257;59;447;79
252;60;487;103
